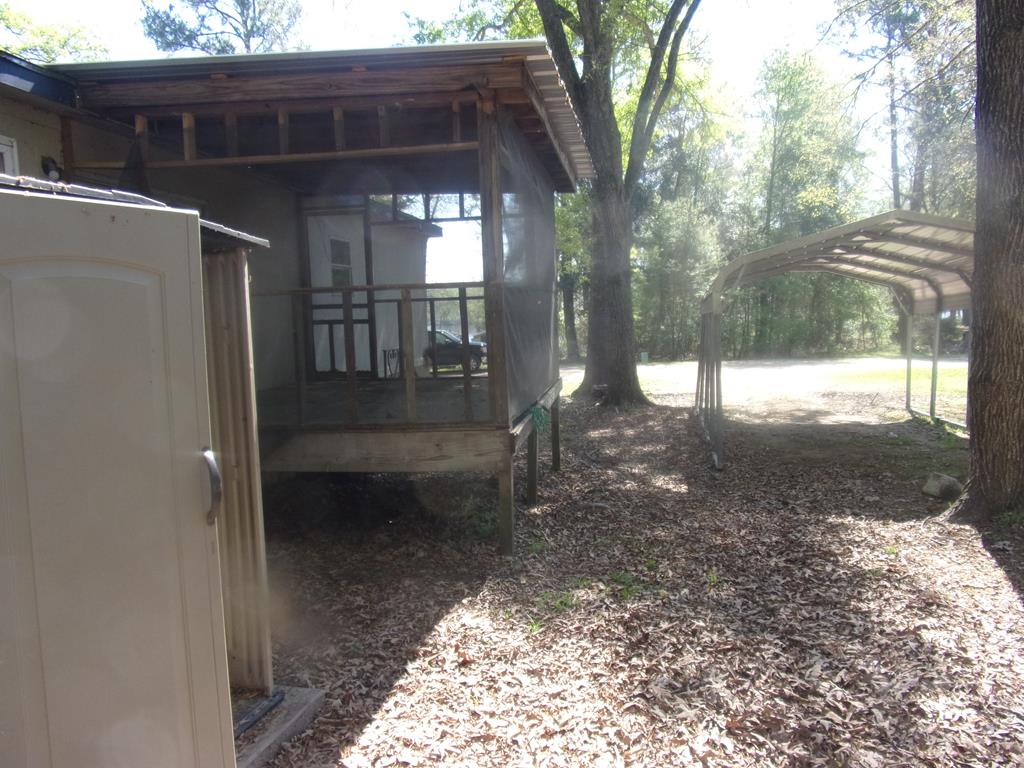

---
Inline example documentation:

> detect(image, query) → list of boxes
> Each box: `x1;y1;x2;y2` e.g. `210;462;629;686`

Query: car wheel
470;354;482;371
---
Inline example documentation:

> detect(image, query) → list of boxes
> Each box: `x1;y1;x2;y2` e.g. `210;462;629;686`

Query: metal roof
49;40;596;184
0;173;270;249
705;210;974;315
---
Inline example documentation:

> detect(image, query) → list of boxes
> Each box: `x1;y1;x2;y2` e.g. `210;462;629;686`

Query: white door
0;191;235;768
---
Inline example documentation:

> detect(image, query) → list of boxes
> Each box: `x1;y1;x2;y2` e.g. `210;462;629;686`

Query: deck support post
930;300;943;419
905;308;913;412
497;454;515;556
550;397;561;472
526;428;538;506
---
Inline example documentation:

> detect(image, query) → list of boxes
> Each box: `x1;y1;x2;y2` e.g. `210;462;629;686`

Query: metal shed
695;210;975;467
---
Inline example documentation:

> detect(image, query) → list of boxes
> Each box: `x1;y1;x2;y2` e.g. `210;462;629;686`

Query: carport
695;210;974;467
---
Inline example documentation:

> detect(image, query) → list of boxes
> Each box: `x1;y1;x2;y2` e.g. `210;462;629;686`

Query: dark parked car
425;329;487;371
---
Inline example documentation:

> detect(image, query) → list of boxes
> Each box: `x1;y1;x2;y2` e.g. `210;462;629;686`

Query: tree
141;0;301;55
718;52;893;359
830;0;975;218
950;0;1024;523
555;190;592;362
412;1;704;403
633;67;730;360
0;3;107;63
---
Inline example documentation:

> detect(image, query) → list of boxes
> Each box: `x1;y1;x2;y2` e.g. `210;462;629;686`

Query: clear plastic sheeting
498;113;558;422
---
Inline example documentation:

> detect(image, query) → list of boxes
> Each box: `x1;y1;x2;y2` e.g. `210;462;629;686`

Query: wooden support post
377;105;390;147
551;397;561;472
277;109;289;155
182;112;196;161
59;116;76;181
478;98;509;426
459;287;473;420
452;99;462;142
225;112;239;157
497;454;514;556
400;288;417;421
526;428;538;506
930;304;942;419
362;203;379;378
905;309;913;412
292;294;306;426
134;115;149;160
428;298;439;377
332;107;346;151
343;289;358;423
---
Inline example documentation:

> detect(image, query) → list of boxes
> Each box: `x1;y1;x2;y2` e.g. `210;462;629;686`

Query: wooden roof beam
74;140;479;171
77;64;520;110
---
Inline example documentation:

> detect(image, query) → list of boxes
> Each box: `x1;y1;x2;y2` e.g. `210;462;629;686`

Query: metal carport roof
703;210;974;316
695;210;975;468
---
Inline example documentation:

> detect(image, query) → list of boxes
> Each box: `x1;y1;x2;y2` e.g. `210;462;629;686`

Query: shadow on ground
262;398;1023;766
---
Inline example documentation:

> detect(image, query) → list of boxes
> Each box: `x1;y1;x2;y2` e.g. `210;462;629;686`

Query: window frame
0;135;19;176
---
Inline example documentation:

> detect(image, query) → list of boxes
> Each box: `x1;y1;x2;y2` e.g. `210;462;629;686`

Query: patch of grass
996;509;1024;527
571;576;594;589
883;545;899;557
706;567;720;588
609;570;643;600
610;570;638;587
527;617;543;634
538;590;578;613
528;539;546;555
473;509;497;540
619;584;642;600
644;557;659;572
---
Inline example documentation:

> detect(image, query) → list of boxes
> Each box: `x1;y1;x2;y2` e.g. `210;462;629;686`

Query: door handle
202;447;223;525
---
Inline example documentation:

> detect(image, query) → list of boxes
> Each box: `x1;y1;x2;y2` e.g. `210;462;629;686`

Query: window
0;135;18;176
329;239;352;288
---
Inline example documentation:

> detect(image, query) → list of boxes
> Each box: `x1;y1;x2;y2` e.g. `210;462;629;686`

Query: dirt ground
264;360;1023;767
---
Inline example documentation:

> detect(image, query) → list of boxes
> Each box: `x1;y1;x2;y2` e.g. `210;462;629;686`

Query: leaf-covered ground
265;383;1024;767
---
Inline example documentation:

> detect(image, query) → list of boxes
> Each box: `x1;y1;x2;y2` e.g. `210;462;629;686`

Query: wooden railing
255;281;490;427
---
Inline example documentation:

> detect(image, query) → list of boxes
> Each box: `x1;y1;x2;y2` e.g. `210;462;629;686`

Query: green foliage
141;0;302;55
0;3;107;62
717;51;897;359
830;0;976;218
537;590;578;613
705;566;719;587
632;65;732;359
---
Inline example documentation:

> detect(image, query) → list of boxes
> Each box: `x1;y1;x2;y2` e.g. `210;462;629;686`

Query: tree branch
535;0;585;113
624;0;701;197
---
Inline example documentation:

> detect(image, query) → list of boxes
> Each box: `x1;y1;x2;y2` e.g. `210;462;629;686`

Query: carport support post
905;308;913;412
930;302;942;419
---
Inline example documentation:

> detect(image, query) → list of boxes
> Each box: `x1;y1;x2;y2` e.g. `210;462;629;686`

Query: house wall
303;207;432;374
67;118;302;391
0;94;62;178
370;222;431;370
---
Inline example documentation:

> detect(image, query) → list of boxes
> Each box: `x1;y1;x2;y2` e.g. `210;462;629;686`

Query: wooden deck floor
258;375;492;427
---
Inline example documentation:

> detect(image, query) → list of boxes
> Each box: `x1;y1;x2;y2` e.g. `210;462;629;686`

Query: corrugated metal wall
203;249;273;694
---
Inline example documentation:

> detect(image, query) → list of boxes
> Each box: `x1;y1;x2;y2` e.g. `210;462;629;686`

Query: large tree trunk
560;272;581;362
576;178;645;403
951;0;1024;522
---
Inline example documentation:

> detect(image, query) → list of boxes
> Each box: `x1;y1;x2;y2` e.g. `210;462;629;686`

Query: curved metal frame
695;210;974;467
